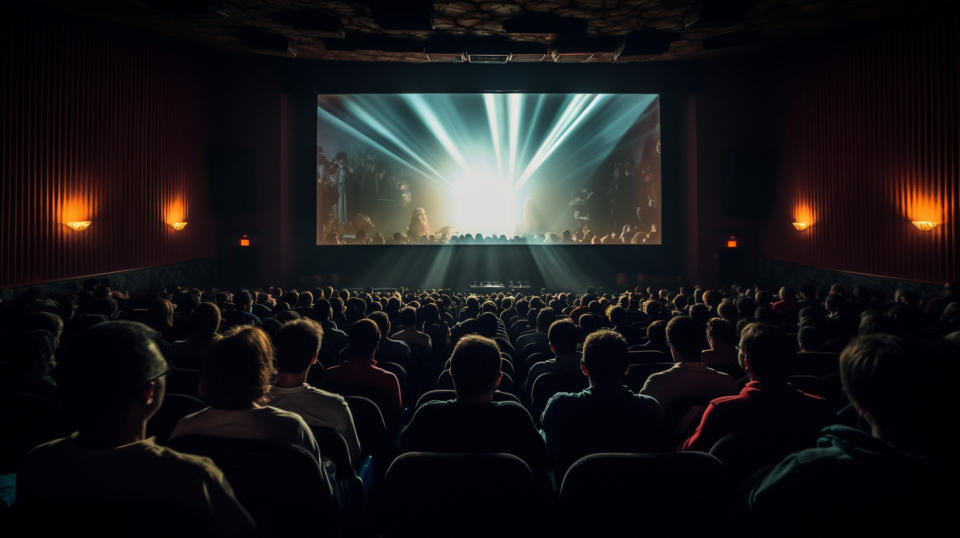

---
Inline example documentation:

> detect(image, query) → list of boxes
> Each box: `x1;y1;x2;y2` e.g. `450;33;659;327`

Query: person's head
646;319;667;346
298;291;314;308
23;311;64;348
778;286;795;302
606;305;626;327
345;297;367;323
665;316;701;361
275;318;324;375
536;307;556;334
202;326;275;410
397;306;418;329
737;323;791;383
705;317;737;349
92;297;119;320
1;330;56;392
839;334;937;446
796;325;823;352
419;302;440;325
476;312;500;338
703;290;722;310
189;301;221;338
58;321;168;433
581;329;629;387
449;335;502;400
346;318;381;358
548;318;579;355
235;289;253;311
313;298;333;321
717;300;738;324
367;311;392;342
149;298;175;332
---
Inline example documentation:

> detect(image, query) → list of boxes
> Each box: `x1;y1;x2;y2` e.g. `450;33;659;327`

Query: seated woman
170;326;321;463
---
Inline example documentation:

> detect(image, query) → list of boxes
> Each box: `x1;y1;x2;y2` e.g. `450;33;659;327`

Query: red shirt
322;357;402;427
681;381;833;452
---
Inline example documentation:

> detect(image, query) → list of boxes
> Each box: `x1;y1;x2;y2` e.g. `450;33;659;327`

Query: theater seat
559;452;727;537
414;389;520;410
624;362;674;392
380;452;544;538
529;372;589;426
167;435;340;537
146;392;205;444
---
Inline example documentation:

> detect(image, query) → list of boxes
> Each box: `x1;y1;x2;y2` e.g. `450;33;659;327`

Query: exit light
726;236;737;248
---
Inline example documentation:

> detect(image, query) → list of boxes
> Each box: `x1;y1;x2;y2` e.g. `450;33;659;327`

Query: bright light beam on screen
483;94;503;178
404;94;468;169
507;93;522;183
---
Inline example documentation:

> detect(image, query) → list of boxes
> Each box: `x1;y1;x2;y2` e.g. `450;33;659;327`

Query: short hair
235;289;253;308
738;323;791;382
839;334;933;431
398;306;417;328
646;320;667;345
706;317;737;346
202;326;275;410
582;329;628;385
23;312;64;344
449;335;501;398
298;291;314;308
347;318;381;356
578;313;602;334
367;311;391;341
536;307;556;333
190;301;221;337
58;321;166;427
313;298;333;321
476;312;499;338
666;316;701;357
275;319;324;374
798;325;823;351
548;319;579;354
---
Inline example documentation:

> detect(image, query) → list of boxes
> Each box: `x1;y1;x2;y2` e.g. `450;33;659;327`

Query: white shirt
266;383;362;464
170;405;321;463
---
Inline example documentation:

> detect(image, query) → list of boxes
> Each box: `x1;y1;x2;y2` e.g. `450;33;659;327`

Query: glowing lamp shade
65;220;92;231
912;220;938;231
792;222;811;231
169;221;188;231
239;235;251;247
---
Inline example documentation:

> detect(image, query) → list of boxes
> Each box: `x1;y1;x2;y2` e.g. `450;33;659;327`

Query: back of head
298;291;314;308
797;325;824;351
738;322;791;383
313;298;333;321
347;318;381;357
839;334;940;447
548;318;579;355
666;316;701;359
398;306;417;328
58;321;166;429
2;330;56;391
706;317;737;347
646;319;667;345
717;300;738;323
449;335;501;399
275;319;324;374
367;311;391;341
578;313;602;335
202;326;275;409
190;301;221;338
582;329;628;386
536;307;557;334
476;312;499;338
23;311;65;344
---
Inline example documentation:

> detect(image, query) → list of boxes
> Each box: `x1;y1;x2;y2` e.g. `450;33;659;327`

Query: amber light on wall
792;222;811;231
165;198;188;232
911;220;938;231
169;221;188;231
792;203;815;233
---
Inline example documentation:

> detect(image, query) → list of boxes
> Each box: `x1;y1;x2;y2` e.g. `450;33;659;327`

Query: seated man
398;335;550;478
321;319;403;430
368;311;411;367
540;330;663;474
391;306;432;351
700;317;742;376
640;316;739;435
747;334;947;535
267;319;362;465
16;321;253;536
524;319;582;396
172;301;221;370
170;327;323;465
682;323;834;452
309;298;348;367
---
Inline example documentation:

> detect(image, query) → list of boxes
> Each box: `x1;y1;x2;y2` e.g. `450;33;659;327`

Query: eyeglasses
144;367;173;385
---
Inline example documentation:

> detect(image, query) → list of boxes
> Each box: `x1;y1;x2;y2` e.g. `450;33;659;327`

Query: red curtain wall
0;15;215;288
762;18;960;283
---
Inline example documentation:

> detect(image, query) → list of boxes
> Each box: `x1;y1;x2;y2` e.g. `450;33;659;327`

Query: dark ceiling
38;0;956;63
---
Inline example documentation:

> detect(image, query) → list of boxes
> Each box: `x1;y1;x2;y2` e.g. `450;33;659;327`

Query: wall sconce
169;221;188;231
792;222;811;231
911;220;937;231
65;220;92;231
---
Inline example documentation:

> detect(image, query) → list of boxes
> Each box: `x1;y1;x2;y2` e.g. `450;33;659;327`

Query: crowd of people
1;277;957;535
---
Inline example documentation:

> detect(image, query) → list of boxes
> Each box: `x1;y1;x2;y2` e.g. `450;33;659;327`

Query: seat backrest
165;368;201;398
378;361;409;402
343;395;387;459
414;389;520;410
167;435;338;536
628;349;666;364
792;352;840;378
529;372;588;425
710;431;816;486
624;362;675;392
309;424;355;476
382;452;540;538
787;374;828;398
146;392;206;444
559;452;727;537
